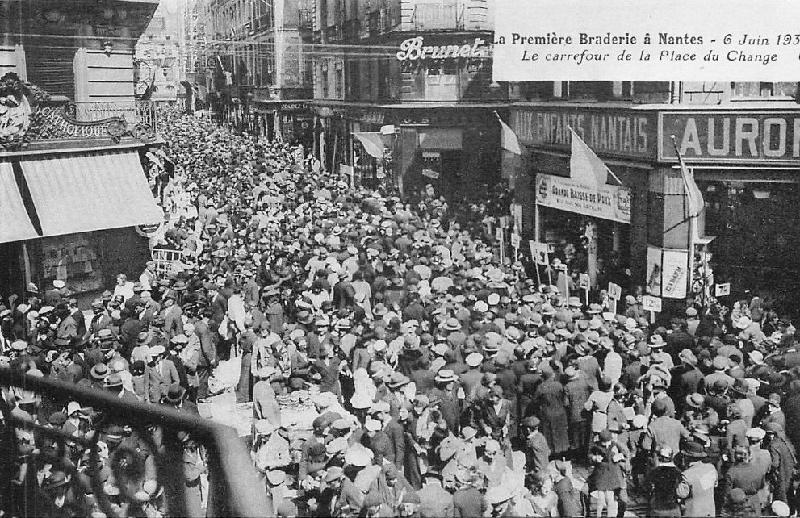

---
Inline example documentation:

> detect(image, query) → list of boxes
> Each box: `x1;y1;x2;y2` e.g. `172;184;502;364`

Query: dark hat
598;429;613;442
48;411;68;427
681;441;707;458
164;383;185;404
90;363;109;380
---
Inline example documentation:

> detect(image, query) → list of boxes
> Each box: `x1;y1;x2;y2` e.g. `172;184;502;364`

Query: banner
536;174;631;224
646;246;663;296
662;249;689;299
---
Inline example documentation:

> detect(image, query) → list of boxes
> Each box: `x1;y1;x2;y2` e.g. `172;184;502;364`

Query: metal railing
412;2;465;31
71;101;159;133
0;368;268;517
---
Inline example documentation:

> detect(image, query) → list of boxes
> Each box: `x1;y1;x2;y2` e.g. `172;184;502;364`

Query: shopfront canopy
353;132;384;159
0;162;39;244
20;150;163;238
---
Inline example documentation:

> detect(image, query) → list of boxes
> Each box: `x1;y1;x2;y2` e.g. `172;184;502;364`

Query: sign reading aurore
536;174;631;224
660;111;800;163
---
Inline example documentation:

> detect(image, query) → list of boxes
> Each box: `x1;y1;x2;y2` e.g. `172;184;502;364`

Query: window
732;82;798;99
335;68;343;98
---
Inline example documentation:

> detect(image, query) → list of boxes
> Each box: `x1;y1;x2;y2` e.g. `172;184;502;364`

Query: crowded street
1;108;800;518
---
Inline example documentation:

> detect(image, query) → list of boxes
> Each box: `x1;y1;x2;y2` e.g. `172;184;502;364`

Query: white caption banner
493;0;800;80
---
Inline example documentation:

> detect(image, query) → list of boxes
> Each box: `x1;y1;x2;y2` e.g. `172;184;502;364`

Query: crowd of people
2;112;800;518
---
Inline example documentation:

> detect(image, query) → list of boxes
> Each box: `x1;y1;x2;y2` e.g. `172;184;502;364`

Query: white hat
67;401;83;416
485;485;513;505
465;352;484;367
487;293;500;306
365;418;382;432
53;280;66;289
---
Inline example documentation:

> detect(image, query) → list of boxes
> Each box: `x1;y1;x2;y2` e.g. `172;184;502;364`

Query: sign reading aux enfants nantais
396;37;488;61
512;108;657;159
660;111;800;163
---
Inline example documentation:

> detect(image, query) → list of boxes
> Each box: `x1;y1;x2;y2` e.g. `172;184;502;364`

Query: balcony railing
72;101;159;133
0;368;268;517
412;2;465;31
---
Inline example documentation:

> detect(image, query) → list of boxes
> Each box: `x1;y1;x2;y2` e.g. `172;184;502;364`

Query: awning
0;162;38;244
353;132;384;159
20;150;163;238
418;128;463;150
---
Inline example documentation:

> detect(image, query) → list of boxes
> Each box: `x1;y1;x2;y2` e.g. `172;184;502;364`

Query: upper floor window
731;82;798;100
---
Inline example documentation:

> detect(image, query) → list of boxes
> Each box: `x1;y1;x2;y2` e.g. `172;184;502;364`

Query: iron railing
0;368;268;517
412;2;465;31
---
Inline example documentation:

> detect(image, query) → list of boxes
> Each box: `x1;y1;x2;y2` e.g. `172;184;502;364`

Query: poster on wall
646;246;663;297
661;249;689;300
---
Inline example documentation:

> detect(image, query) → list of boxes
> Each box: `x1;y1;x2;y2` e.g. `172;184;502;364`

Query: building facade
194;0;313;139
0;0;162;301
309;0;506;198
508;81;800;310
135;0;190;104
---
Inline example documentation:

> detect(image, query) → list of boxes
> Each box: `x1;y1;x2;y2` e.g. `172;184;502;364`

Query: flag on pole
569;127;621;187
672;138;705;217
496;112;522;155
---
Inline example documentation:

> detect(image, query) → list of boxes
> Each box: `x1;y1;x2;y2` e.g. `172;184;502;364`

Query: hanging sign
642;295;662;312
536;173;631;224
511;233;521;249
715;282;731;297
579;273;590;290
608;282;622;300
495;227;504;240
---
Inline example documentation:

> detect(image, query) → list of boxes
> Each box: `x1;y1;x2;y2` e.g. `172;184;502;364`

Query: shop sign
660;111;800;164
281;102;306;112
511;107;656;159
536;174;631;224
396;37;488;62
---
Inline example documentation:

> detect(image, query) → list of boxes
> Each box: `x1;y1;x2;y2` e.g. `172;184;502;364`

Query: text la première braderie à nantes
499;31;794;65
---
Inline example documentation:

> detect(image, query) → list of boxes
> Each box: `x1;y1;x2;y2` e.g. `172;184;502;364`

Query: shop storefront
256;101;314;148
511;104;657;288
392;106;502;200
0;100;163;301
658;110;800;308
512;103;800;310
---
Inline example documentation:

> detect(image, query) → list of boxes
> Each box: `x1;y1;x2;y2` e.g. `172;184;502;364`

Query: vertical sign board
661;250;689;299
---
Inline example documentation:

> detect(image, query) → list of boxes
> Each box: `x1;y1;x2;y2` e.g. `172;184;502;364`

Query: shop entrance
538;206;632;290
700;179;800;314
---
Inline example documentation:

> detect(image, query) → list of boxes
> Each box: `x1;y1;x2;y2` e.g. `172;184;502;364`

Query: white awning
20;150;163;238
0;162;38;243
353;132;384;159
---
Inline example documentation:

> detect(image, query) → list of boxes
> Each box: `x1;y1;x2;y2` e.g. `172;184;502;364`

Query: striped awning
19;150;163;238
0;162;38;244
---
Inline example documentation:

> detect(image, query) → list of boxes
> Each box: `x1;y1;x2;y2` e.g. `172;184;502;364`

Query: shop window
425;62;458;100
731;82;798;100
553;81;568;98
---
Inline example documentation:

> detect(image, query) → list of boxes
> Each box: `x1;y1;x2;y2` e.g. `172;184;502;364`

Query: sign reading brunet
493;0;800;81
